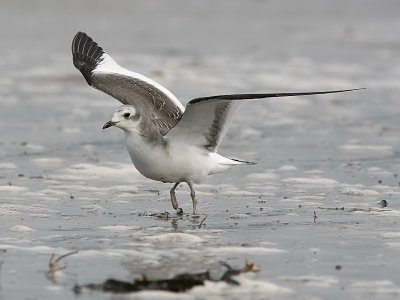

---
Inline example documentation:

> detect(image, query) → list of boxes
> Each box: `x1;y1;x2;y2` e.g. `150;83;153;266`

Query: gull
72;32;360;215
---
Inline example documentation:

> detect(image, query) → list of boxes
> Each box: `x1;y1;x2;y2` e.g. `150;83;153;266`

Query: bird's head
103;105;140;131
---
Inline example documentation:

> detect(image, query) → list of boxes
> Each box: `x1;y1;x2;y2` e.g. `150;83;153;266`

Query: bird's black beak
103;120;117;129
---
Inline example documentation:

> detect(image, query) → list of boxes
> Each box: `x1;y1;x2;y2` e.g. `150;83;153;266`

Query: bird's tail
209;154;256;175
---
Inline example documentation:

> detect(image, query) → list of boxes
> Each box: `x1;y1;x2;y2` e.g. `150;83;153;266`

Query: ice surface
1;0;400;299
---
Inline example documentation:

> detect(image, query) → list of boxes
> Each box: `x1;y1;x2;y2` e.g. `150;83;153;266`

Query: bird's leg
170;182;183;215
187;182;197;215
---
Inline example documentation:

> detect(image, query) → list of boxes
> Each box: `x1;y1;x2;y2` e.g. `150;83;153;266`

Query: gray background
0;0;400;299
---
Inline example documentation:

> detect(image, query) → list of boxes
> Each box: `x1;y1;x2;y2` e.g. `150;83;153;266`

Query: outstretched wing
165;89;361;151
72;32;184;129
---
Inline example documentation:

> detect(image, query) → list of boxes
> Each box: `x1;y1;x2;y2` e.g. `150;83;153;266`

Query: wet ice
1;0;400;299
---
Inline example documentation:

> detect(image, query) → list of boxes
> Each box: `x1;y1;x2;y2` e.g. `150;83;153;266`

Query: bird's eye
123;113;131;118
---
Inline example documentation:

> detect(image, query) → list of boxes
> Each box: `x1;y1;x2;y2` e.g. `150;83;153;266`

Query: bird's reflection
147;211;207;230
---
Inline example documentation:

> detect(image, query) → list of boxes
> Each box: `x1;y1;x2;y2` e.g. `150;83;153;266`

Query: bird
72;31;360;215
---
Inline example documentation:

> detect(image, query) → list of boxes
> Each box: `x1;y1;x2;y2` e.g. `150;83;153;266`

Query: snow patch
80;204;106;214
341;188;379;197
32;157;64;164
382;232;400;239
191;274;291;298
51;163;140;181
278;165;298;171
281;177;338;186
0;186;28;193
280;275;338;287
211;246;286;255
22;143;46;154
144;233;204;244
246;172;279;180
339;144;393;155
8;225;35;232
0;162;17;170
99;225;140;231
0;204;57;216
230;213;250;219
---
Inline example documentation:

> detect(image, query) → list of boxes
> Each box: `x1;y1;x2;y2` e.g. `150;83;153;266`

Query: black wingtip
72;32;105;85
190;88;365;104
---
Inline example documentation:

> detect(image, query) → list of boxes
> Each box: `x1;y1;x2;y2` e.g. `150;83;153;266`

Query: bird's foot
176;207;184;215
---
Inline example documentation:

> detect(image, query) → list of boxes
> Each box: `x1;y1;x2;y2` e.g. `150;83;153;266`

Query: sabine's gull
72;31;360;215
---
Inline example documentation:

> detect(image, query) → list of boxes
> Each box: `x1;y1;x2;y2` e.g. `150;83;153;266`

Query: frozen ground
1;0;400;299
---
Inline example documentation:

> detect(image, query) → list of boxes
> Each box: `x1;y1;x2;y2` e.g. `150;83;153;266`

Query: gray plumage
72;32;184;135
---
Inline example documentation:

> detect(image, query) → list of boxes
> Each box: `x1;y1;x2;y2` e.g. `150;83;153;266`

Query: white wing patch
72;32;184;130
94;53;185;113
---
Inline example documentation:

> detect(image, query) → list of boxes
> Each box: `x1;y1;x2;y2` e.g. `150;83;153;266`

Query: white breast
124;132;222;183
